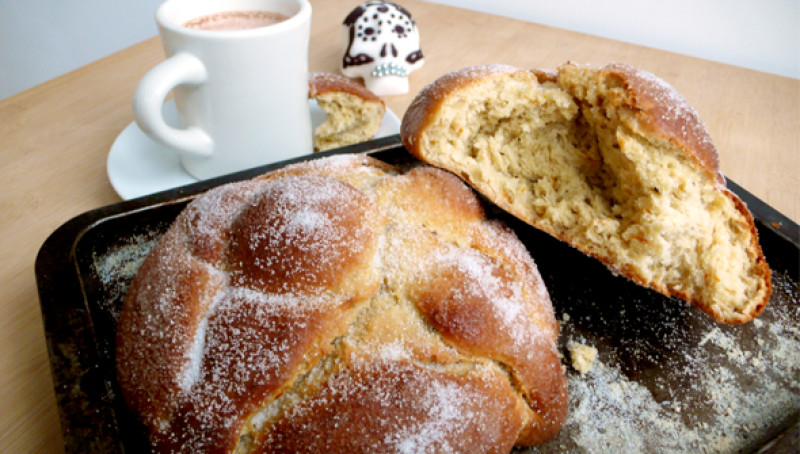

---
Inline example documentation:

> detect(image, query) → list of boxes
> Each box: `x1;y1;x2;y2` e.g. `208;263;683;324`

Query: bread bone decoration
116;154;567;452
341;1;424;96
308;72;386;152
401;63;771;324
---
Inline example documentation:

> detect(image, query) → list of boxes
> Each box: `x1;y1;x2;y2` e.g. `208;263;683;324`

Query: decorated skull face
341;1;424;96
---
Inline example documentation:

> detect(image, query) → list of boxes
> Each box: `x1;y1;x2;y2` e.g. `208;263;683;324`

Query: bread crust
308;72;383;103
253;359;525;452
401;63;771;324
564;62;723;185
116;154;567;452
401;64;521;152
594;64;770;319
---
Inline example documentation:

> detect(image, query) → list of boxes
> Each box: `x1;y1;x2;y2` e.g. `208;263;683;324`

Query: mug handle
132;53;213;157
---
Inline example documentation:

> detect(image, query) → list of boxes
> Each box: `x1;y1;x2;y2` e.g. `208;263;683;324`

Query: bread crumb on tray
567;342;598;374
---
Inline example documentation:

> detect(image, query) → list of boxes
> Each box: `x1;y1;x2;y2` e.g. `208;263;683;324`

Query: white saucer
107;100;401;200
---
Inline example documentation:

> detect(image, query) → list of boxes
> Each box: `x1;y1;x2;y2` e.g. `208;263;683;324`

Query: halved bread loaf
309;72;385;151
401;63;771;324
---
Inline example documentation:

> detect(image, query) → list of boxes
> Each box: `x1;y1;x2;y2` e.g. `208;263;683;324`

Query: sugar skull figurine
342;1;424;96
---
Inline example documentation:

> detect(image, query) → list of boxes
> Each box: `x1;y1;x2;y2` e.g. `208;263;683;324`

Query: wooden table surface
1;0;797;451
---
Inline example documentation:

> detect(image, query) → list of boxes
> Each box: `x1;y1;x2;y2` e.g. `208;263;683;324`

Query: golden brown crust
710;188;771;323
308;72;383;103
116;226;226;430
531;68;558;84
411;247;566;444
255;153;397;184
116;154;567;452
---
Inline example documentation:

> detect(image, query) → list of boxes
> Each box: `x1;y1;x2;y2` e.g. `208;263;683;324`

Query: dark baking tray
36;135;799;453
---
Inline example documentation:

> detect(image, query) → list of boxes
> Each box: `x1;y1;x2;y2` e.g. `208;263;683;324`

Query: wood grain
0;0;796;452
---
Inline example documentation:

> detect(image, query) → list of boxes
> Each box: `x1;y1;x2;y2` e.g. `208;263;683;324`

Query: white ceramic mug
133;0;312;180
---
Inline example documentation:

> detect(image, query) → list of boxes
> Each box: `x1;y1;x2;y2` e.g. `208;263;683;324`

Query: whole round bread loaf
401;63;771;324
116;154;567;452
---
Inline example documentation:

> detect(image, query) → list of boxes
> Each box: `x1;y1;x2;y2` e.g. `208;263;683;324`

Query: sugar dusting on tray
92;232;161;319
539;271;800;453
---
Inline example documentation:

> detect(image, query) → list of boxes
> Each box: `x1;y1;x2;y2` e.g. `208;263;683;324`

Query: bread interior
314;92;384;151
417;70;765;322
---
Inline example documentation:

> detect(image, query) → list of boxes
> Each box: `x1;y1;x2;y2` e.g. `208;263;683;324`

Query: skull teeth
371;62;409;78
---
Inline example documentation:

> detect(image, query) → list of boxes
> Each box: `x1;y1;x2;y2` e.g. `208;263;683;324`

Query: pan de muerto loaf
401;63;770;324
115;154;567;452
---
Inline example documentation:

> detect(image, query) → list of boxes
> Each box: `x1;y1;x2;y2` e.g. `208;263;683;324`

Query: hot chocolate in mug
133;0;312;180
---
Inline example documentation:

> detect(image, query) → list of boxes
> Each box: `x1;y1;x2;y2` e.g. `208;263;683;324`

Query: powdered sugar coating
158;288;348;451
257;358;522;453
412;237;567;444
417;245;538;349
177;180;267;263
228;175;378;295
116;154;564;452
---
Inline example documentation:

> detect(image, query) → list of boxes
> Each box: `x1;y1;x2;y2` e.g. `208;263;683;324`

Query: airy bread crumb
402;63;771;324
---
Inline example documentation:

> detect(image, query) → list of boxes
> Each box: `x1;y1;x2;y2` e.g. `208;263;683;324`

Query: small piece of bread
401;63;771;324
309;72;386;151
567;342;598;374
116;154;567;452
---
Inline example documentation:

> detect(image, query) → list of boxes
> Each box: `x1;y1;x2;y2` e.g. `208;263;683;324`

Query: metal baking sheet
35;135;799;453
